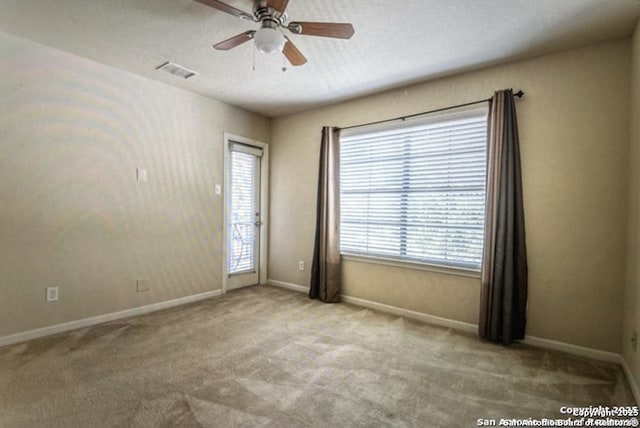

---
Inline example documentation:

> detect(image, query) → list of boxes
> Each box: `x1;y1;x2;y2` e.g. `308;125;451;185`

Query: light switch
46;286;59;302
215;184;221;195
137;168;148;182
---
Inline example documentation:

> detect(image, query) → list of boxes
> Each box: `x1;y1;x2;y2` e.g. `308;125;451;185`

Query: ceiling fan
195;0;355;66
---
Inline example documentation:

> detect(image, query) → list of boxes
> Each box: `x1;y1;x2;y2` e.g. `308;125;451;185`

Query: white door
226;141;263;290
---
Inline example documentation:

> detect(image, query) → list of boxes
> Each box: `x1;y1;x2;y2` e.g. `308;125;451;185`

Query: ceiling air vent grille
156;61;198;79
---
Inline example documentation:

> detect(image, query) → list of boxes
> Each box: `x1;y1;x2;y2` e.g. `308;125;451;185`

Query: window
339;106;488;271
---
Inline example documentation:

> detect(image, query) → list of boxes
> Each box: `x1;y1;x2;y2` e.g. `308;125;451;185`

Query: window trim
341;253;481;279
339;104;489;272
222;133;269;294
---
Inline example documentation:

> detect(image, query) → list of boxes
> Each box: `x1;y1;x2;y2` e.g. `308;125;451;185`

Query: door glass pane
229;151;258;274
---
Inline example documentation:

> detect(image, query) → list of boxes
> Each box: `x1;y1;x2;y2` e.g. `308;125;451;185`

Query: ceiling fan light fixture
199;0;354;66
254;27;285;54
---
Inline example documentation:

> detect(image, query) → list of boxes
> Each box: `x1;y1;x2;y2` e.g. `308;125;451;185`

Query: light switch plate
137;168;148;182
215;184;221;195
46;286;59;302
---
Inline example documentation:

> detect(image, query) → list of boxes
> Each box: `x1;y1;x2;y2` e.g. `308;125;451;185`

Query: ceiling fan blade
288;22;355;39
266;0;289;14
213;30;256;50
283;37;307;66
194;0;255;21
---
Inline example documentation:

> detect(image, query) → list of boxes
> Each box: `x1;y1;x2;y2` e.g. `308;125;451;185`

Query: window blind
339;107;488;270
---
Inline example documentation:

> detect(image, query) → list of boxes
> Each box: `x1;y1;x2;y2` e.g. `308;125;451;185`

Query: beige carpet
0;285;634;427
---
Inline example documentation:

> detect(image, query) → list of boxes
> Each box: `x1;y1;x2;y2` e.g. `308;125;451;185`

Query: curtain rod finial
514;90;524;98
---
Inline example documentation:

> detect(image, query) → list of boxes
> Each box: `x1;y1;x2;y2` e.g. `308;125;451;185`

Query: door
226;141;263;290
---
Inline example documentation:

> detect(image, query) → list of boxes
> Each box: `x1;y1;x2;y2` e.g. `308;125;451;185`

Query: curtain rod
338;90;525;132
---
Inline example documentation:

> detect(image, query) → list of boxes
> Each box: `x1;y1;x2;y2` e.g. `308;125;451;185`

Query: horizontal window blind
340;107;488;270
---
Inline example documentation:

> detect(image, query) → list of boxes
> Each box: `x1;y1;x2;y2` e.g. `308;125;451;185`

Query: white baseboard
519;335;621;364
267;279;633;366
0;290;223;348
340;294;478;334
621;358;640;405
268;278;476;333
267;279;309;294
347;290;625;366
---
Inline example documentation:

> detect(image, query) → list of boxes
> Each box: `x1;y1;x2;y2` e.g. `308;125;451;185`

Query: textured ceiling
0;0;639;117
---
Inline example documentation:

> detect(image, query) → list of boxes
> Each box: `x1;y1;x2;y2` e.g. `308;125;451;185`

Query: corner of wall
623;17;640;400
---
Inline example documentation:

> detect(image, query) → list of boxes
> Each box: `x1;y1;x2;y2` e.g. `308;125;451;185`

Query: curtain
479;89;528;344
309;127;341;303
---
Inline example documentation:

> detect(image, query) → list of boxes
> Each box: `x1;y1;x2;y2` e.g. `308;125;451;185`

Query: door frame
222;133;269;294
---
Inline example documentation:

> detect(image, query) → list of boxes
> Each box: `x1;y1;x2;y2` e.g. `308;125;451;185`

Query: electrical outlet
298;261;304;271
633;331;638;352
46;287;59;302
136;279;151;292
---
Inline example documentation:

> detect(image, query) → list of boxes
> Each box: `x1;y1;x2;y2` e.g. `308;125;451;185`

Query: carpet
0;285;634;427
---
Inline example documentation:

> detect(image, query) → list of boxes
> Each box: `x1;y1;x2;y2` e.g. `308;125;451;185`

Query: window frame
338;105;489;275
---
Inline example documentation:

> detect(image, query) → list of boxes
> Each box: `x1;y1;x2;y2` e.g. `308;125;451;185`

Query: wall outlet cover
298;261;304;271
137;279;151;292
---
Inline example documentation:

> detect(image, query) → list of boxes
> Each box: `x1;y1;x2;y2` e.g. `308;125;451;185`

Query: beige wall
0;31;632;356
269;39;631;352
0;33;270;337
624;21;640;390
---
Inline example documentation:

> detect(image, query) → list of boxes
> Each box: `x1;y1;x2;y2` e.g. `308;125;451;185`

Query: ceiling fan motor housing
253;0;287;25
199;0;355;66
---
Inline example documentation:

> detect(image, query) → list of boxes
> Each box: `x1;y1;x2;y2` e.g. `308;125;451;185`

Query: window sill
340;254;481;279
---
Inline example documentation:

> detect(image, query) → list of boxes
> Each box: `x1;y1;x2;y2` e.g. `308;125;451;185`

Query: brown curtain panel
309;127;341;303
479;89;528;344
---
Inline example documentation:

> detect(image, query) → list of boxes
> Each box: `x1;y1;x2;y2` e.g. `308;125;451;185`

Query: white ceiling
0;0;639;117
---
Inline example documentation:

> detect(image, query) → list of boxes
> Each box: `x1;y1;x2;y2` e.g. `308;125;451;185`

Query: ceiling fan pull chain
253;43;256;71
282;54;287;72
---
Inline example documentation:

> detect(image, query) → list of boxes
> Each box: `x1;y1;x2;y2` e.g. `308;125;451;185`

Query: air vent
156;61;198;80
